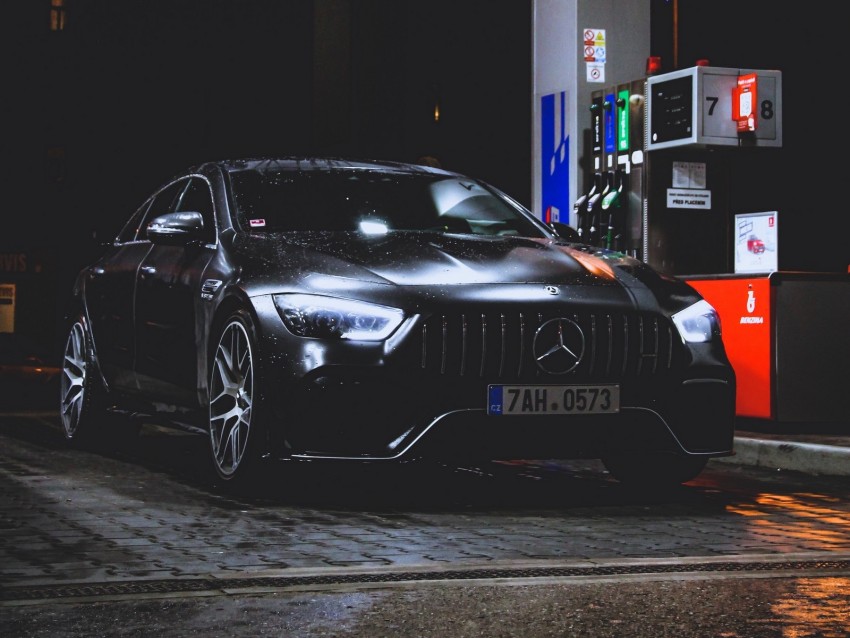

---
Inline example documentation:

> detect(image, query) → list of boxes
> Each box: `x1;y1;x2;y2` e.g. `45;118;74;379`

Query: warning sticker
666;188;711;210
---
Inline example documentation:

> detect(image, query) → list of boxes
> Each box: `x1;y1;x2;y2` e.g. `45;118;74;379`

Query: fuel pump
589;83;632;251
583;90;605;245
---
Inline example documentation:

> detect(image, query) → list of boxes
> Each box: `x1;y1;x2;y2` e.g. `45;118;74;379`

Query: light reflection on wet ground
770;577;850;638
725;492;850;551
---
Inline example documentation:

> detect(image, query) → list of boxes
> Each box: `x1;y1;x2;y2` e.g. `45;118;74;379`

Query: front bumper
267;367;735;462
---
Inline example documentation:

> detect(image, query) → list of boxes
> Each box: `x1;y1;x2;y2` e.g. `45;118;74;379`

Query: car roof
192;156;458;177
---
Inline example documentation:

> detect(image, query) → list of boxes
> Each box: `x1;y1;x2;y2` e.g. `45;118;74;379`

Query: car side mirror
146;211;205;245
549;221;581;243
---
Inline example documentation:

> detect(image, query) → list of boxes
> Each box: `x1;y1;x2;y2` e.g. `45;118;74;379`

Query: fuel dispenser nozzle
587;171;614;246
601;170;626;250
574;173;601;243
572;193;588;217
601;189;620;210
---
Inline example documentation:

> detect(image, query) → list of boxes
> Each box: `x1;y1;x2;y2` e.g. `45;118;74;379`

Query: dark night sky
6;0;532;240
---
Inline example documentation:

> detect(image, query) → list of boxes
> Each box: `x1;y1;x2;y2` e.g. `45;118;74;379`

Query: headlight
273;294;405;341
671;299;721;343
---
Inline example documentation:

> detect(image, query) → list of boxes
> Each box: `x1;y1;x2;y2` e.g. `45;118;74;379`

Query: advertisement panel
734;211;778;274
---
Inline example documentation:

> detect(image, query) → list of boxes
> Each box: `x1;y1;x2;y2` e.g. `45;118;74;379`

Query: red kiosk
687;272;850;424
640;65;850;425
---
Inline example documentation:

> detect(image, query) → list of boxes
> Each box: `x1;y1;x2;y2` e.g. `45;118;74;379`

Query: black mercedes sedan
60;157;735;487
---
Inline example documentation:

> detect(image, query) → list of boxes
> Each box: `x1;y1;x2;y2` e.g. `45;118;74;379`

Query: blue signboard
540;92;570;225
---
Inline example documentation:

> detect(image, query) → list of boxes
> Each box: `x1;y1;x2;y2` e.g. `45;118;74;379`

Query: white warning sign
667;188;712;210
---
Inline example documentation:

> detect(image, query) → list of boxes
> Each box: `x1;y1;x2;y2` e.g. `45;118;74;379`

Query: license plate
487;384;620;416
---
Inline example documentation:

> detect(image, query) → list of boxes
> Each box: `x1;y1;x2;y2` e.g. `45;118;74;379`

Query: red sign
732;73;758;133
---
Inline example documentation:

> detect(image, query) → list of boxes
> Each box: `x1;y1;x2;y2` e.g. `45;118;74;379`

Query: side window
116;200;152;243
131;179;189;242
176;177;216;243
148;179;189;218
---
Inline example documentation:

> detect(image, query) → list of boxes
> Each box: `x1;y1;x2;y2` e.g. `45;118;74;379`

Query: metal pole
673;0;679;69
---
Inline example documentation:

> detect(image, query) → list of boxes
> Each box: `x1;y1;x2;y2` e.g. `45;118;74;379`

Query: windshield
227;169;549;237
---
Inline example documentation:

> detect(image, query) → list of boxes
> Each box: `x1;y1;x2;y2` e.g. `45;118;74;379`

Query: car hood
232;231;699;311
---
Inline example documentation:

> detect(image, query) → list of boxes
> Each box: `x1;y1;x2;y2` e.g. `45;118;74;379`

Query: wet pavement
5;572;850;637
2;410;850;636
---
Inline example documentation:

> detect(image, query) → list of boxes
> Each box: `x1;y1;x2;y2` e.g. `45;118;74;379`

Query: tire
59;314;106;445
601;453;708;487
208;310;266;484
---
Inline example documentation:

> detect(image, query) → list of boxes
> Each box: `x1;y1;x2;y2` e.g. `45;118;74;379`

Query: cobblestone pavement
3;411;850;637
3;411;850;589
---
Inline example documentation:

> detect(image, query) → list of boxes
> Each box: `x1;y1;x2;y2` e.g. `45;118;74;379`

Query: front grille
418;310;680;383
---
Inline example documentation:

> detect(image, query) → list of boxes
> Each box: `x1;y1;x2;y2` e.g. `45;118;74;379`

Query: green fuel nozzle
601;189;621;210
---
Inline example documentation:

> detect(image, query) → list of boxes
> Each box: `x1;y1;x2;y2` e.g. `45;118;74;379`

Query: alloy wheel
60;320;87;439
209;319;255;479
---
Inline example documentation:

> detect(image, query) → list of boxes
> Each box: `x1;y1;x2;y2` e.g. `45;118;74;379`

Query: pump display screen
649;76;693;144
647;66;781;149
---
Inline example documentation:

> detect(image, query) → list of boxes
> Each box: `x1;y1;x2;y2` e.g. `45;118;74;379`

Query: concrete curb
715;437;850;477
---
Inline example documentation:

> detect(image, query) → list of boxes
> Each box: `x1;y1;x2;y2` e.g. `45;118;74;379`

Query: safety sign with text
583;28;606;83
666;188;711;210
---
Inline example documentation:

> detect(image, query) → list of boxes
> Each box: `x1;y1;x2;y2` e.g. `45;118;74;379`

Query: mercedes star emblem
533;318;585;375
